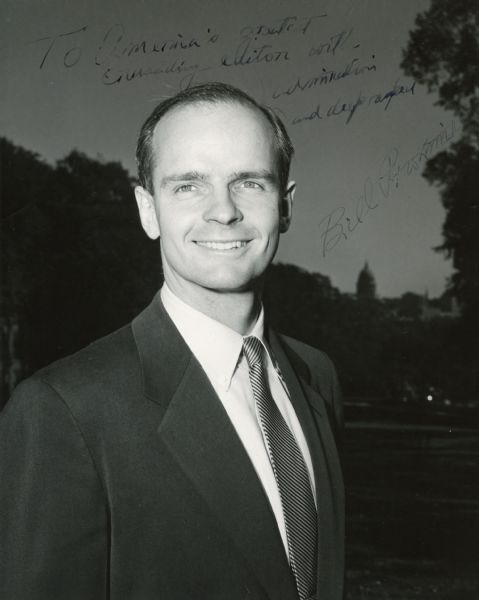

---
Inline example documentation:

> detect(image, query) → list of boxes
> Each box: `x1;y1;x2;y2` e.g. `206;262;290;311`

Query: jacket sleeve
308;350;344;449
324;353;343;445
0;377;108;600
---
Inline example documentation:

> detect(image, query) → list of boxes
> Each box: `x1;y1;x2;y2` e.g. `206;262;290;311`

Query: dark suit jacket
0;294;344;600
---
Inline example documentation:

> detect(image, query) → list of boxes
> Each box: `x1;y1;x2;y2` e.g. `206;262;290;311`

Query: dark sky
1;0;454;297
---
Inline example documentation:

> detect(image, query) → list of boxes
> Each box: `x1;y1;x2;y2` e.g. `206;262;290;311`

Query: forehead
150;101;276;173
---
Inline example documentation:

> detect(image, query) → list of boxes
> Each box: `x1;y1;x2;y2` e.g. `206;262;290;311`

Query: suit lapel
132;295;298;600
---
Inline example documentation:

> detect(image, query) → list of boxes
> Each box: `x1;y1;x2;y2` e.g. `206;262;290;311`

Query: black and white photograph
1;1;478;598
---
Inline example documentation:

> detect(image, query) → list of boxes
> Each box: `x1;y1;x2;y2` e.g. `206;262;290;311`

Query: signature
377;120;456;197
317;120;456;257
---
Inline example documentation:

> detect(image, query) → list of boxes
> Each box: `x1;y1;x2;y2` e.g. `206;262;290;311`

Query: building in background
356;261;377;300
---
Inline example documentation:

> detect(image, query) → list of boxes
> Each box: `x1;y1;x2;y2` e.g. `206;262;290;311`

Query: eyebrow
231;170;278;185
159;171;207;188
159;169;278;189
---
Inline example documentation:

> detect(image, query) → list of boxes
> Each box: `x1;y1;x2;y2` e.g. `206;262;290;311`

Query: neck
164;280;262;335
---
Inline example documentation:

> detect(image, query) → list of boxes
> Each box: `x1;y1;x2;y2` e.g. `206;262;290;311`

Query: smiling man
0;83;344;600
135;92;294;332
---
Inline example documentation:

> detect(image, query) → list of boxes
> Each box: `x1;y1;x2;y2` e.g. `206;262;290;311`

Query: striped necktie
242;336;318;600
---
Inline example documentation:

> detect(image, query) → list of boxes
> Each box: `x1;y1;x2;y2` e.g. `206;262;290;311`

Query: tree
402;0;479;324
397;292;423;319
1;138;54;310
1;140;160;388
402;0;478;138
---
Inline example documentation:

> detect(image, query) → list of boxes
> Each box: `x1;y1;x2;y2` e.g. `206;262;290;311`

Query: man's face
135;101;294;302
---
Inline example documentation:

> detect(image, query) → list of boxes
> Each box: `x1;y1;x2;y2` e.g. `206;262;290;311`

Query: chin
196;269;263;294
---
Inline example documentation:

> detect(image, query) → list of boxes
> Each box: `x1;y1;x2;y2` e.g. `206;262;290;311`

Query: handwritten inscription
102;59;202;86
29;14;330;86
32;23;219;84
272;56;376;99
222;39;290;67
292;79;416;125
240;15;327;39
33;25;88;69
26;13;415;136
317;120;456;257
308;28;354;57
94;23;215;66
31;14;327;84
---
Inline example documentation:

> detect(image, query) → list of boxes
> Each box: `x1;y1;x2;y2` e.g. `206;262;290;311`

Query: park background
1;1;478;598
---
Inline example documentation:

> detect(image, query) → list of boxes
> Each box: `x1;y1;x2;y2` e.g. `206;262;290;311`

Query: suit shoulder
2;323;145;451
37;324;137;387
280;334;336;378
279;334;343;438
7;324;142;421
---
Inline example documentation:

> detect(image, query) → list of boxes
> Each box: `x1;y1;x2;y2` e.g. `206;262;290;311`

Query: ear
279;181;295;233
135;186;161;240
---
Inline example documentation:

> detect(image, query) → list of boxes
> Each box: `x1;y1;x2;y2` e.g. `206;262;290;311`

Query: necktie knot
242;336;263;368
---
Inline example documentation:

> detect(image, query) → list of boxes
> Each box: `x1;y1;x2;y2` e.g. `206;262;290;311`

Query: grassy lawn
343;405;479;599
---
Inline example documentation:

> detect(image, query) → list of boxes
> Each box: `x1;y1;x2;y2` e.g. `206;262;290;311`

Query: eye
241;180;264;190
175;183;196;193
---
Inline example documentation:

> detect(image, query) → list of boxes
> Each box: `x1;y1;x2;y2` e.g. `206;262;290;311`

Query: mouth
194;240;250;251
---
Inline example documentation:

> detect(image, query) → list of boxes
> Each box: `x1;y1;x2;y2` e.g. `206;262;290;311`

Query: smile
195;241;249;250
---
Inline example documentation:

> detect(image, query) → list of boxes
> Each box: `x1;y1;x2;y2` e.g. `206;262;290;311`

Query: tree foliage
402;0;478;140
264;263;469;401
1;139;160;380
401;0;479;346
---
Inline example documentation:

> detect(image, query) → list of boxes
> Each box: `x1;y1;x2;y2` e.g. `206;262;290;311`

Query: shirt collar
160;283;266;391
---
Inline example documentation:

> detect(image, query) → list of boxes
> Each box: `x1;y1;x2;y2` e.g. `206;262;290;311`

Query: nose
203;187;243;225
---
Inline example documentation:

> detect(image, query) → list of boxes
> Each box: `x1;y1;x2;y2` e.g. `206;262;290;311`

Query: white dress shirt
160;283;316;559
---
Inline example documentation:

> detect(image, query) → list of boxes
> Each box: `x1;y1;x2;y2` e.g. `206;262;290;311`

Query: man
0;83;344;599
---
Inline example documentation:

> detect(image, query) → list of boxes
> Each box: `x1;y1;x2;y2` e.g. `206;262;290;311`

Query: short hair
136;82;294;194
